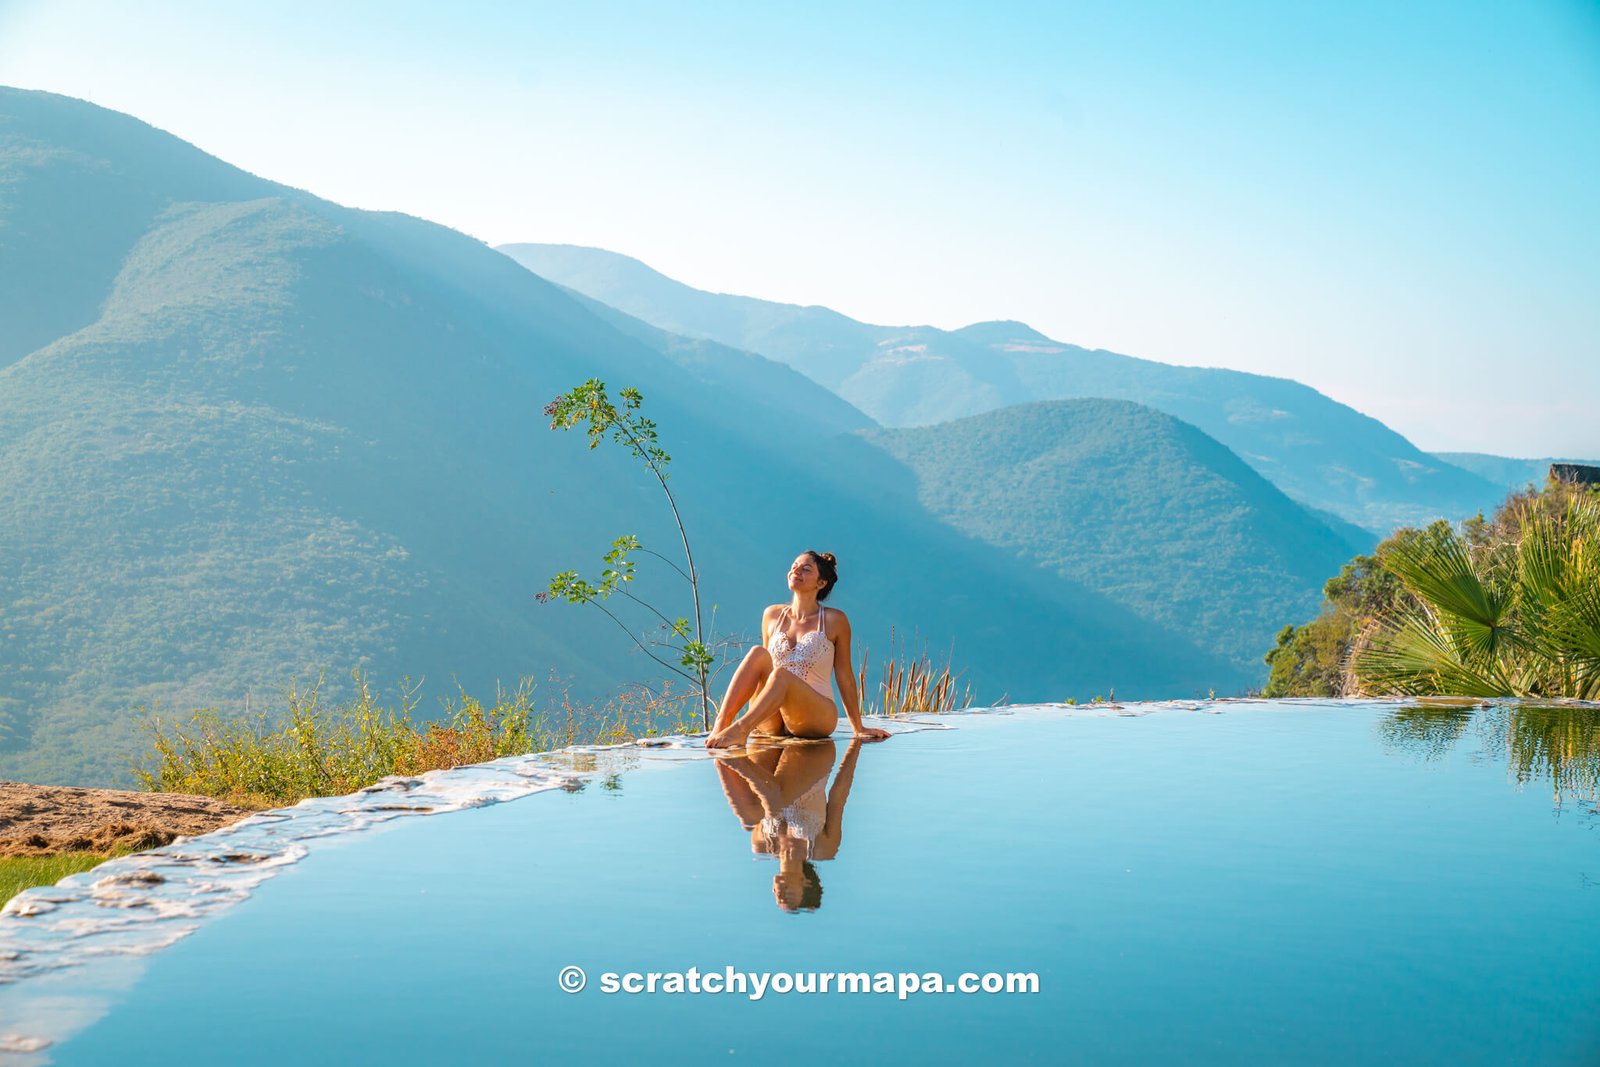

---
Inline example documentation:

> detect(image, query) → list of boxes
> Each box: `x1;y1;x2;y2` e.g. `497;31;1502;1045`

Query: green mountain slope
0;90;270;367
0;88;1234;785
500;243;1506;533
860;400;1371;672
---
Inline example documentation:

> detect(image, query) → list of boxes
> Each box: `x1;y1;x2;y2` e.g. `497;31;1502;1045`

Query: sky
1;0;1597;455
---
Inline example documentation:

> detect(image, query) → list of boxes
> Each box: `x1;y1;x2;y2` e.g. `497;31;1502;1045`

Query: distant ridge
500;242;1508;533
1433;452;1600;493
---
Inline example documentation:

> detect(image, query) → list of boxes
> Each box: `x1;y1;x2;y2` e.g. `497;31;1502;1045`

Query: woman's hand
852;726;891;742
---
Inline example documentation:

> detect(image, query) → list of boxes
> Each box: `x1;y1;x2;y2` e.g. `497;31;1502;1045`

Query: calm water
4;700;1600;1065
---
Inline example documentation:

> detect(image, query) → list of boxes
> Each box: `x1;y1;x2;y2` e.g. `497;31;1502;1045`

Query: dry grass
137;675;701;808
856;636;975;717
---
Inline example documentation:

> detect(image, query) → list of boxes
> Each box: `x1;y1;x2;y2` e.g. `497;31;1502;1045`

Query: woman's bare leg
762;672;838;739
707;667;836;748
771;741;838;806
709;646;773;736
748;745;784;775
714;759;765;830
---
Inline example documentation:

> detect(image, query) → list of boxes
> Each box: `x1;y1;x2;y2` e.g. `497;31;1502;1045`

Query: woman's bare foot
707;715;763;749
705;727;741;749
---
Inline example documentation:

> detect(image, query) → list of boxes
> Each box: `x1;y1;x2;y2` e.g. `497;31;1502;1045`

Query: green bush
1354;491;1600;698
1266;477;1600;698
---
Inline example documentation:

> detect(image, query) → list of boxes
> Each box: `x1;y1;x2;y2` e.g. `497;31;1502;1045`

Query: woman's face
773;871;807;911
787;554;824;596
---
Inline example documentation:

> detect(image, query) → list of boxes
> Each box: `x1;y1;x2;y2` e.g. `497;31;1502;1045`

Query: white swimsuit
761;778;827;850
767;606;835;699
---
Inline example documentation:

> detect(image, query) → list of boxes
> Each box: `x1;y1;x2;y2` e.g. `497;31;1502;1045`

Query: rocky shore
0;782;251;857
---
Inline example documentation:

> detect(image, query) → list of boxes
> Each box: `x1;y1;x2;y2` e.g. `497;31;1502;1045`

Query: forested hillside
860;400;1370;672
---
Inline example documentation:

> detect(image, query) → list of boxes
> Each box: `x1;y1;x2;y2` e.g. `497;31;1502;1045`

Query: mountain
500;243;1507;534
1433;453;1600;494
0;88;1234;785
859;400;1371;672
550;287;1375;676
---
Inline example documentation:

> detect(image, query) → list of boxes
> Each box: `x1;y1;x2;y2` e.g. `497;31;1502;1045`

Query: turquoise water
4;700;1600;1064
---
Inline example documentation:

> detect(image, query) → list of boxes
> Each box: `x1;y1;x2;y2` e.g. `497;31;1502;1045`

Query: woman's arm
813;736;864;860
831;610;889;741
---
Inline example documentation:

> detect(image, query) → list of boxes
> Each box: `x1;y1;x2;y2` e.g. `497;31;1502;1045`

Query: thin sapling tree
540;380;714;727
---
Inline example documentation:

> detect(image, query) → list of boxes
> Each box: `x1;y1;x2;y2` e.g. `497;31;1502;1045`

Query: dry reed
855;635;974;717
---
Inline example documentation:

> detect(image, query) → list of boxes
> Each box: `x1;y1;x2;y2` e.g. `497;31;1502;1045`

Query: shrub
137;675;700;808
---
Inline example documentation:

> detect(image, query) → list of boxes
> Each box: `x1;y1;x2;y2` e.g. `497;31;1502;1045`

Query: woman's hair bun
806;550;839;600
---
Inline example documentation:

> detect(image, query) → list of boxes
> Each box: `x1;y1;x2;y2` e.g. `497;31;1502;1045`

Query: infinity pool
4;700;1600;1064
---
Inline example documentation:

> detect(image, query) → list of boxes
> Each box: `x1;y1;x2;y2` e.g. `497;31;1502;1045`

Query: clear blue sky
2;0;1596;455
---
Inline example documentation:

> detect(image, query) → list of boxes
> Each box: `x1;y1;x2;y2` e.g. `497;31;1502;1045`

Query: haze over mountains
3;86;1289;785
501;244;1512;535
6;87;1554;788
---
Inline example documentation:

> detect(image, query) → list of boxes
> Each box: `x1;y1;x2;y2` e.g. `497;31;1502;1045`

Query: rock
1550;463;1600;486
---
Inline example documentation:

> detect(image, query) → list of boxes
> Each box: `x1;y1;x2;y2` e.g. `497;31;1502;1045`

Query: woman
705;551;891;748
714;736;868;911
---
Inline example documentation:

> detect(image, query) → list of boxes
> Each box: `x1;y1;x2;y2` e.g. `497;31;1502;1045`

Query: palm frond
1383;526;1514;661
1353;612;1514;697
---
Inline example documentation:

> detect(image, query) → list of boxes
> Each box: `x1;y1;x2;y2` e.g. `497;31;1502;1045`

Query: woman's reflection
714;736;868;912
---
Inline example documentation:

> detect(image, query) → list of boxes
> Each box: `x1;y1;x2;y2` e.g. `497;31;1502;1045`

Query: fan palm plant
1353;495;1600;698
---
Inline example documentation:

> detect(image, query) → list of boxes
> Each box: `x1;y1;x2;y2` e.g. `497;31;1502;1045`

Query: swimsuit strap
773;605;826;641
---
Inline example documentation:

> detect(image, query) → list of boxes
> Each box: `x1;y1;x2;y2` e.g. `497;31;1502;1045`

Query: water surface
4;700;1599;1064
